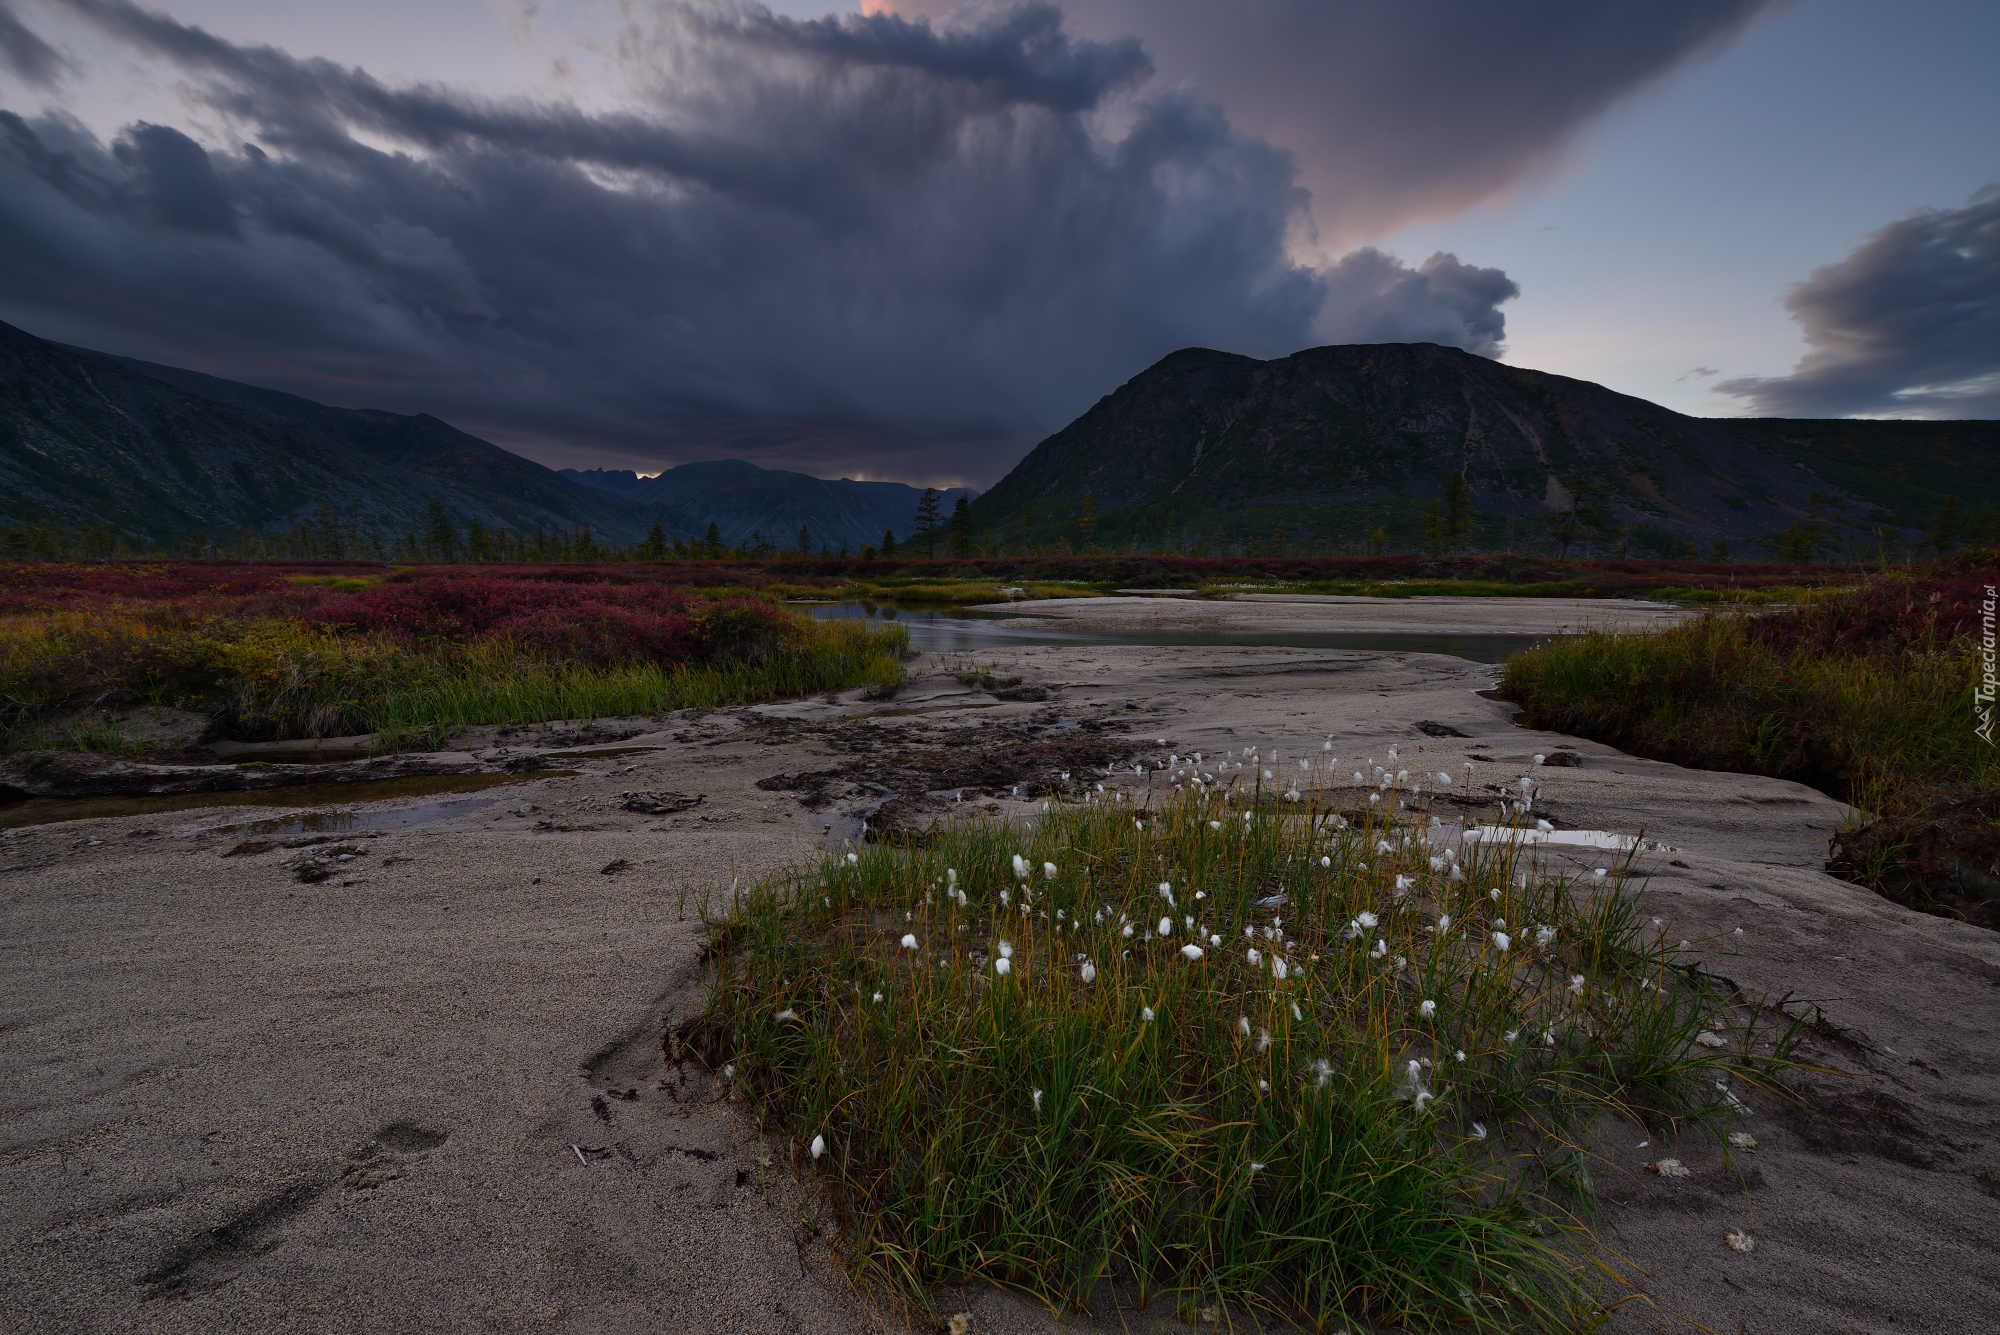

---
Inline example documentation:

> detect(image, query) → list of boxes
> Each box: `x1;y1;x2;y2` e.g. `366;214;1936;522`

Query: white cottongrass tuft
1470;1122;1487;1141
1141;1005;1155;1022
1122;923;1134;938
1080;961;1096;983
1593;868;1608;880
1237;1015;1252;1038
776;1008;798;1022
1011;854;1029;880
1454;1049;1466;1061
1032;1089;1043;1113
810;1134;826;1159
1418;999;1437;1020
1569;974;1586;994
1533;754;1545;765
1370;938;1389;958
872;992;883;1004
993;958;1011;976
997;940;1013;958
1491;931;1511;951
1357;910;1379;929
1320;855;1331;868
1437;914;1451;931
1535;925;1557;949
1181;944;1205;961
1247;948;1262;968
1256;1028;1272;1053
1272;957;1288;980
1535;818;1554;832
845;851;858;864
1159;916;1174;937
900;933;918;949
1044;861;1058;879
1292;1001;1303;1021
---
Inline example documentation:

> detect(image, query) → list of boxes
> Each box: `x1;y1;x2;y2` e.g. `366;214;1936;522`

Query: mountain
970;343;1999;559
0;318;650;548
561;461;976;552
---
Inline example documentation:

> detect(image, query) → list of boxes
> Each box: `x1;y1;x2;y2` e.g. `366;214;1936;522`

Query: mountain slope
562;461;976;551
969;343;1998;558
98;351;652;543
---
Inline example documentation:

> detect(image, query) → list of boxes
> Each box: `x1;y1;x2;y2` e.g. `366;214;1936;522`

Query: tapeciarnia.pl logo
1978;584;1997;746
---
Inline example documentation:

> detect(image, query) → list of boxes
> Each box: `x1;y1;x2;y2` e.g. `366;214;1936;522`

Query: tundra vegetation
693;768;1803;1332
1502;555;1999;926
0;562;905;753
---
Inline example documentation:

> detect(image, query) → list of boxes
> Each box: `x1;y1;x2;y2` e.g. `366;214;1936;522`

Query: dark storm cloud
0;1;66;83
0;1;1524;480
1718;187;2000;418
882;0;1793;240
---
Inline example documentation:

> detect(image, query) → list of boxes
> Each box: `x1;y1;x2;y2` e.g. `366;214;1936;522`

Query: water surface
0;770;571;832
806;602;1558;663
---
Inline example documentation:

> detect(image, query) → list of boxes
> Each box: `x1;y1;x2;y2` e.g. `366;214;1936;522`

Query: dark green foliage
915;487;943;558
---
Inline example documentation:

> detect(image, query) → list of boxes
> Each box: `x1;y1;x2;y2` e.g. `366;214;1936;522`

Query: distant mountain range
971;344;1998;559
4;316;1992;560
560;462;974;552
0;318;955;553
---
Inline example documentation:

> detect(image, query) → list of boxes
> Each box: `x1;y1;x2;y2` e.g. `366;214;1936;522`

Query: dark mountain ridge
0;318;649;548
560;460;975;551
0;319;957;553
971;343;1996;558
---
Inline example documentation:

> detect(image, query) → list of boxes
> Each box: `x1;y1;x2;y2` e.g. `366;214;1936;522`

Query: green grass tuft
693;774;1786;1330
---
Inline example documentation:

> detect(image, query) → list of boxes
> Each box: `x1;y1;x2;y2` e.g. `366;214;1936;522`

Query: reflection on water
803;601;1558;663
0;769;574;832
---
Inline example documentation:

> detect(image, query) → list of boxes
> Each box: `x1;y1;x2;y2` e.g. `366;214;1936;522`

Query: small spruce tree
949;495;973;558
914;487;943;558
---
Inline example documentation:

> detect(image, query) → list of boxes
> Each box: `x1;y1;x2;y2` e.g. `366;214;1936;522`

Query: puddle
211;748;377;766
0;770;575;832
543;747;665;758
1463;827;1675;853
862;700;1005;718
807;603;1560;664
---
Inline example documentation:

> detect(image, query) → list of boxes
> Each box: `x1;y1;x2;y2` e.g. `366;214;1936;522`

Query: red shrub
503;604;696;667
305;577;793;667
1747;575;1997;658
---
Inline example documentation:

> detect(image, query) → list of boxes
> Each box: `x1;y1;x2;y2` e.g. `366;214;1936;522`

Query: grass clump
1501;565;1998;924
693;773;1779;1330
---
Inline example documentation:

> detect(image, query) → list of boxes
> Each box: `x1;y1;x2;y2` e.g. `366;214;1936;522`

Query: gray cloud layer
1718;186;2000;418
0;0;1767;479
883;0;1791;240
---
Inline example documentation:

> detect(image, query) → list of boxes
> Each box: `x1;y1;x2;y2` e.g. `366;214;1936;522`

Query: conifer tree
914;488;943;557
949;495;973;558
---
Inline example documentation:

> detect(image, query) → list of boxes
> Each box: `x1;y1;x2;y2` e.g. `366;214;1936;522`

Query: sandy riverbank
3;627;1995;1334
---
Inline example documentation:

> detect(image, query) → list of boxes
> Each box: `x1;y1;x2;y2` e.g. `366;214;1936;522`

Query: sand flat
3;634;1995;1334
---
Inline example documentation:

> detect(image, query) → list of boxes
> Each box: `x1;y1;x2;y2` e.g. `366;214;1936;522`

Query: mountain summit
971;343;1993;557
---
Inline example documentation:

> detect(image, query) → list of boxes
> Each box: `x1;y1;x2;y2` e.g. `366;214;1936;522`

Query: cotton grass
695;766;1789;1331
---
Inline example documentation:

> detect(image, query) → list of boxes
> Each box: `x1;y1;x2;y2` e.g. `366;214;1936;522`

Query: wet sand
3;612;1995;1334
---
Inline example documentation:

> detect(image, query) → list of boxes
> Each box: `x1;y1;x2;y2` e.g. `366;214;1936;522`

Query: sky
0;0;1994;486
